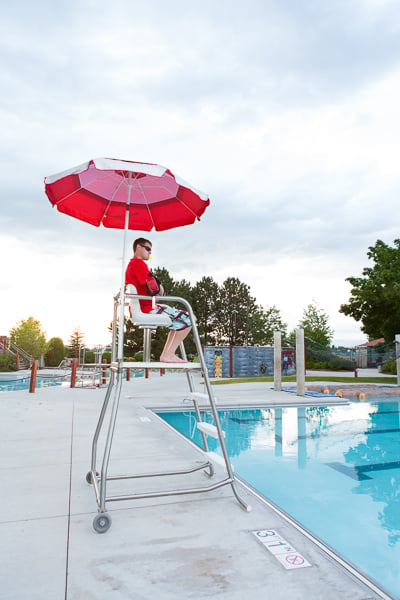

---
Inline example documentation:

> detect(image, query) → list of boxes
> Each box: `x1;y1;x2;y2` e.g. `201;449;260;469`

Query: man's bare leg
160;328;192;363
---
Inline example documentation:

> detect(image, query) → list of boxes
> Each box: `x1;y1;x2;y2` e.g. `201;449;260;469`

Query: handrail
0;337;32;368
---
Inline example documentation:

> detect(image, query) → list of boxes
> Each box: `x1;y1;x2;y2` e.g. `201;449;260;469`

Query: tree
170;278;193;303
340;239;400;342
9;317;47;359
118;266;292;355
250;305;288;345
69;327;85;357
45;337;66;367
108;317;141;358
153;268;193;309
215;277;258;345
122;317;150;357
191;276;220;346
151;267;175;296
298;303;333;348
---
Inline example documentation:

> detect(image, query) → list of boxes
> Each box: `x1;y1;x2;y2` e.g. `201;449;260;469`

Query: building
355;338;385;368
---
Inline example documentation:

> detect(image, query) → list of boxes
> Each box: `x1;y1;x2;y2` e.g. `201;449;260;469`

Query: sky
1;0;400;349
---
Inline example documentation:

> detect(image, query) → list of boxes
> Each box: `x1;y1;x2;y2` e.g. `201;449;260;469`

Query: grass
211;376;398;385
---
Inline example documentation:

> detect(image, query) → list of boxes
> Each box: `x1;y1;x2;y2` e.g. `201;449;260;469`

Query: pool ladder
87;292;251;533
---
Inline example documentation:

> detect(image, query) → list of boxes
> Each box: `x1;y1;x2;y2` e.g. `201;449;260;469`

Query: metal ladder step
187;392;212;402
205;451;234;471
197;422;225;438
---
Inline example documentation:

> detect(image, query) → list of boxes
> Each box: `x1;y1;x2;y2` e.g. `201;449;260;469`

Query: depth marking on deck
252;529;311;570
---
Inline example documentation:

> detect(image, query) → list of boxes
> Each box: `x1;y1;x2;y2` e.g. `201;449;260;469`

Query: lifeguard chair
87;288;250;533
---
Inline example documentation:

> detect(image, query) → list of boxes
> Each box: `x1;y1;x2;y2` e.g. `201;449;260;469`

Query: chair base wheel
93;513;111;533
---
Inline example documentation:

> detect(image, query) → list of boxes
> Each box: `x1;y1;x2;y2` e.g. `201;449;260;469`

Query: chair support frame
88;291;250;532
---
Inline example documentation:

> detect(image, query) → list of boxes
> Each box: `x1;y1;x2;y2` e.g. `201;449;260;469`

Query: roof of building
356;337;385;348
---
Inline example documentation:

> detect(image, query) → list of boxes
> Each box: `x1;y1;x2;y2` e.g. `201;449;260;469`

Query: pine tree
69;327;85;358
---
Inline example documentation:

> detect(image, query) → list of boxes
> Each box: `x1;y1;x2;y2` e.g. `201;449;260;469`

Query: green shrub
381;360;397;375
305;347;356;371
0;354;17;372
102;352;111;363
45;337;66;367
84;350;95;363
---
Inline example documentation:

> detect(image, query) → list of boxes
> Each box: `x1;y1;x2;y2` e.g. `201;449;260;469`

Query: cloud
1;0;400;347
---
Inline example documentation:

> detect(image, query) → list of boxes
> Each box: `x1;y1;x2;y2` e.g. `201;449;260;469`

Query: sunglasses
141;245;152;252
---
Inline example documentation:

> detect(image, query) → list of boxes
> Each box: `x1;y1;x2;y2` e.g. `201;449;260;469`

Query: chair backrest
125;284;172;327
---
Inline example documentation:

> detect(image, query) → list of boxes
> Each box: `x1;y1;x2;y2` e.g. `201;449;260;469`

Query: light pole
245;304;249;346
231;310;238;345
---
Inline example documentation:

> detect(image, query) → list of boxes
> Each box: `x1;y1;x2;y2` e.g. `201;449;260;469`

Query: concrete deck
0;371;391;599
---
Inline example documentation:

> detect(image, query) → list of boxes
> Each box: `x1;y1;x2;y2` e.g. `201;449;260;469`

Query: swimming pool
0;369;144;392
158;400;400;599
0;375;70;392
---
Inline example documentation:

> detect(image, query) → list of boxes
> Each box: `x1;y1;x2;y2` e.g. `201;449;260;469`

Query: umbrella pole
117;183;132;361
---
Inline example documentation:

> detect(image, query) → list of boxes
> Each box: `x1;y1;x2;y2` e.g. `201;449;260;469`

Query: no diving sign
252;529;311;570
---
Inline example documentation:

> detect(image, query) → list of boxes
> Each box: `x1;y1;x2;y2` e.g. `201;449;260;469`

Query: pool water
0;376;69;392
0;369;143;392
158;400;400;598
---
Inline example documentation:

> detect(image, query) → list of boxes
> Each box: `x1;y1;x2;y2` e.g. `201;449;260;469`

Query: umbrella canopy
44;157;210;231
44;158;210;360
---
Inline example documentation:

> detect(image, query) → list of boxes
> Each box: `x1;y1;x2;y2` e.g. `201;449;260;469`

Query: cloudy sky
1;0;400;348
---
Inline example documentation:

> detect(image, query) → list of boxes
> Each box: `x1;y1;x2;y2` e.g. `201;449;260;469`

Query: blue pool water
0;376;71;392
0;376;69;392
0;369;143;392
158;401;400;598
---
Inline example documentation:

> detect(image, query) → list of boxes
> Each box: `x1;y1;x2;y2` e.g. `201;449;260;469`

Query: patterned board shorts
150;304;193;331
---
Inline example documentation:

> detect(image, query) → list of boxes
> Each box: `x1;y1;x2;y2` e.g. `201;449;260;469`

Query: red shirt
125;257;153;312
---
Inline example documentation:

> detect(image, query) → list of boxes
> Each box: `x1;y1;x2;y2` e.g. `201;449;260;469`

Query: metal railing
0;337;32;369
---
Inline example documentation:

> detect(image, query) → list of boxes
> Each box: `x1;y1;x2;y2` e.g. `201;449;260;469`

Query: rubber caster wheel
93;513;111;533
86;471;99;484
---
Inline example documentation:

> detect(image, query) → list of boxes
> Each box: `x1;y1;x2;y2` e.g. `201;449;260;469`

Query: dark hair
133;237;152;252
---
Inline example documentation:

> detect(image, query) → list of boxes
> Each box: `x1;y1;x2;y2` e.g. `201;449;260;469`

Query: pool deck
0;370;394;600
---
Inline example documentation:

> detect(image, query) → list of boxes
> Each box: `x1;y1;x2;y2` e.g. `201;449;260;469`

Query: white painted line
252;529;311;570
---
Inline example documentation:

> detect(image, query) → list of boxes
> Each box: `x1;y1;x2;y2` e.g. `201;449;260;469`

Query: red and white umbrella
44;157;210;231
44;157;210;358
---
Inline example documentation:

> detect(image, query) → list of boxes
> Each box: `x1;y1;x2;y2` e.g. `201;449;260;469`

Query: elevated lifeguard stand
87;288;250;532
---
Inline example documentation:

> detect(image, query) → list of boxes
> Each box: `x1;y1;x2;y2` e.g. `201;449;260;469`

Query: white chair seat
125;284;172;328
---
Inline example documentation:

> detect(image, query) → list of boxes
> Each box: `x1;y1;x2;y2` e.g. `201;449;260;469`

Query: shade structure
44;157;210;360
44;157;210;232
